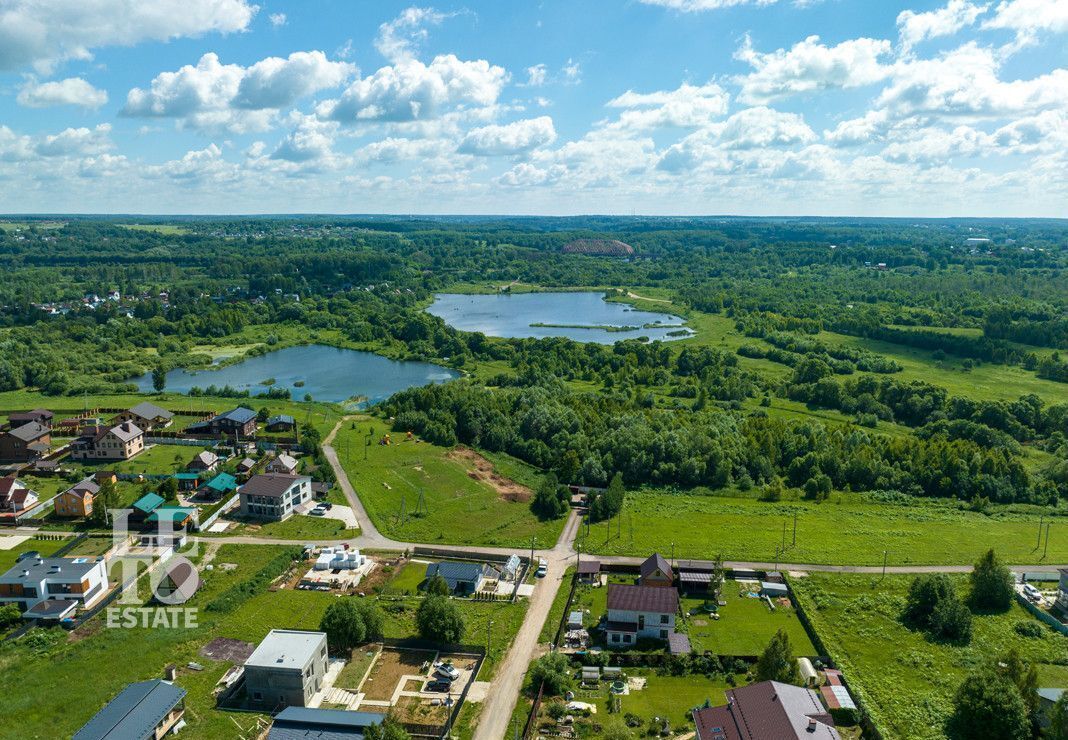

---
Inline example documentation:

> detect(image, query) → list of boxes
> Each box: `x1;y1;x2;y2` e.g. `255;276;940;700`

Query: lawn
0;535;66;572
77;442;210;476
381;559;430;595
680;585;817;657
595;670;734;729
792;573;1068;740
222;513;349;540
335;645;381;690
578;490;1068;566
333;417;567;549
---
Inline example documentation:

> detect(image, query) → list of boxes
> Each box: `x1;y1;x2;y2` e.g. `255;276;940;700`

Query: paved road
473;510;581;740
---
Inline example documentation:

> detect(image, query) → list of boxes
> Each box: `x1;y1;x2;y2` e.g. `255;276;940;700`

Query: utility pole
775;545;780;572
792;512;797;547
781;520;787;551
882;550;887;580
487;619;494;657
530;535;536;569
1038;514;1045;550
670;542;675;571
1044;523;1051;559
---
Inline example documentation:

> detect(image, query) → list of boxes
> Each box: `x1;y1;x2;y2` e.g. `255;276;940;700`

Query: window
659;629;667;639
623;634;632;643
253;692;263;701
660;614;669;624
611;633;620;643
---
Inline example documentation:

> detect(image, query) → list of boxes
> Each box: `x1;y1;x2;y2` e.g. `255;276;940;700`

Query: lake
426;292;692;344
134;345;460;404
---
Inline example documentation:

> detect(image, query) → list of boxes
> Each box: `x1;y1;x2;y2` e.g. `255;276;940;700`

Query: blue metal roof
131;493;164;514
205;472;237;492
73;680;186;740
268;708;384;740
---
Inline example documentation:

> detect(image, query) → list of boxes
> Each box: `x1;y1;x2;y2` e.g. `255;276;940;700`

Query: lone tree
970;549;1014;611
151;365;166;392
528;652;573;696
929;594;973;642
416;595;465;644
755;629;800;684
903;573;972;641
319;599;384;653
424;574;450;596
951;671;1030;740
531;472;568;520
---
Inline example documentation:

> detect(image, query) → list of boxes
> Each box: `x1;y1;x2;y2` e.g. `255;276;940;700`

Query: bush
319;599;384;652
529;652;573;696
951;671;1030;739
1014;620;1045;638
205;548;299;613
929;595;973;642
415;595;464;644
756;630;800;683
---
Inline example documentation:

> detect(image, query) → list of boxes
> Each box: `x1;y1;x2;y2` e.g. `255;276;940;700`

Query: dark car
425;679;452;692
322;502;333;510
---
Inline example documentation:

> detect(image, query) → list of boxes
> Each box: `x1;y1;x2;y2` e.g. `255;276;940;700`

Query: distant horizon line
2;212;1067;222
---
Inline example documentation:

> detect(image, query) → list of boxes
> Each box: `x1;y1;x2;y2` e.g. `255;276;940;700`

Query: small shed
577;559;601;584
581;667;600;683
500;554;521;582
760;581;788;598
798;657;818;686
567;611;584;630
764;571;785;584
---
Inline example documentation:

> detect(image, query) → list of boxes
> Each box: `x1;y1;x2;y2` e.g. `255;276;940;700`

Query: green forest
1;215;1066;518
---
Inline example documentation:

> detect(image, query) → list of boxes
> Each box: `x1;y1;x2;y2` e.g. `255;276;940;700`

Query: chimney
807;718;817;733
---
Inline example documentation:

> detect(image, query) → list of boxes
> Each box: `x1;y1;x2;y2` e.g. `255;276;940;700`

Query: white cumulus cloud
734;35;893;103
0;0;257;72
375;6;447;63
605;81;730;131
35;124;113;157
983;0;1068;47
17;77;108;108
459;116;557;155
317;55;507;124
123;51;354;133
897;0;986;51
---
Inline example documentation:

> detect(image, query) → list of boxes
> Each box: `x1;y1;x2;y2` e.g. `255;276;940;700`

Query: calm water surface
134;345;459;404
426;292;691;344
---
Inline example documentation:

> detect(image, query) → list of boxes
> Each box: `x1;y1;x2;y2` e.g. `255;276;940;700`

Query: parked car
322;502;333;510
434;662;460;680
308;507;326;517
536;558;548;577
426;679;452;692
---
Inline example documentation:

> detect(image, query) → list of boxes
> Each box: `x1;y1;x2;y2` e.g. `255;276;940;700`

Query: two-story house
0;421;52;463
186;407;258;438
0;477;39;514
117;402;175;431
605;583;680;647
54;477;99;518
69;422;145;462
244;630;329;709
264;453;299;475
239;474;312;522
0;554;109;618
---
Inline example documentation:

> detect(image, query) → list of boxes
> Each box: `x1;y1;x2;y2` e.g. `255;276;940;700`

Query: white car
434;662;460;680
536;558;548;578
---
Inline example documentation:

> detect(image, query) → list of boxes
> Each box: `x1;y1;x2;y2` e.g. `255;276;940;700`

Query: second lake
426;291;691;344
134;345;460;404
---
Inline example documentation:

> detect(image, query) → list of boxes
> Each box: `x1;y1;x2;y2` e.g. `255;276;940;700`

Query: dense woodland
1;216;1066;509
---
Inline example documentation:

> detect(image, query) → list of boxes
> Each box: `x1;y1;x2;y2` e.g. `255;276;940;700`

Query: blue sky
1;0;1067;216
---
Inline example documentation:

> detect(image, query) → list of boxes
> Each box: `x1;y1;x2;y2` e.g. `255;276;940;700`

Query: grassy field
333;417;567;548
221;513;349;540
792;573;1068;740
77;442;209;476
680;586;816;657
592;669;733;729
539;567;575;643
578;490;1068;566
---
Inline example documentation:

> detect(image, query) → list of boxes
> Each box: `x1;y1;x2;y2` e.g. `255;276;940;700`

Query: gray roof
1039;688;1066;704
68;477;101;496
245;629;326;671
240;474;309;499
0;556;102;584
24;598;78;619
128;402;174;421
268;453;299;471
640;552;673;581
219;407;257;424
6;421;50;442
267;414;296;425
268;707;384;740
108;422;143;443
73;680;186;740
425;561;494;589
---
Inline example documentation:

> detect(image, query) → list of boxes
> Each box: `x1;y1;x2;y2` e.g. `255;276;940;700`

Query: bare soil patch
447;446;532;503
200;637;256;663
362;647;435;701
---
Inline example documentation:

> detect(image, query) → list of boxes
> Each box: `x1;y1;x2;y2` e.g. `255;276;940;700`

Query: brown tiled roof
640;552;673;581
606;583;679;614
577;560;601;575
109;422;143;442
9;409;53;422
693;681;840;740
240;474;306;499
